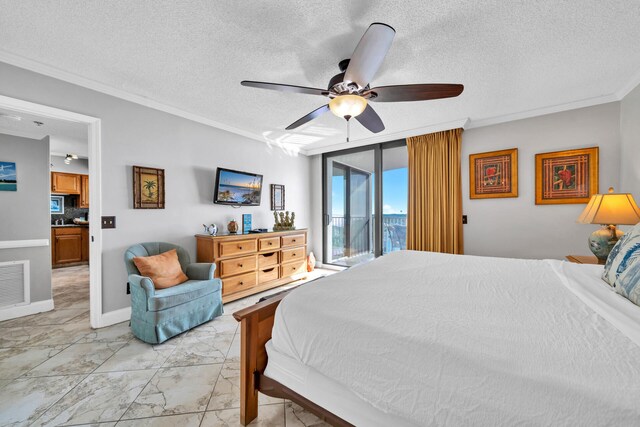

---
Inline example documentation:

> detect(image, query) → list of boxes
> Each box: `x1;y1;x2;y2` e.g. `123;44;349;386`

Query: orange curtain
407;128;463;254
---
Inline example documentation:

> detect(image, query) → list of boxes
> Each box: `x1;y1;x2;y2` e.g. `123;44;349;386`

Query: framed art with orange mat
470;148;518;199
535;147;598;205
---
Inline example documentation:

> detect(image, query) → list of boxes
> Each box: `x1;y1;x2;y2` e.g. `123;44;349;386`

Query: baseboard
317;264;347;271
97;306;131;328
0;299;54;322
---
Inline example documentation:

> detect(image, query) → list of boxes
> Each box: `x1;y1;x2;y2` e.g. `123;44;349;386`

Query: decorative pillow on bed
602;222;640;286
615;257;640;306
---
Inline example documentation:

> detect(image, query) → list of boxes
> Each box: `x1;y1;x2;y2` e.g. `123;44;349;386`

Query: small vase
227;220;238;234
307;251;316;272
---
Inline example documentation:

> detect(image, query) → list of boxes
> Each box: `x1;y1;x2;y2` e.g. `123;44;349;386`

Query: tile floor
0;265;336;426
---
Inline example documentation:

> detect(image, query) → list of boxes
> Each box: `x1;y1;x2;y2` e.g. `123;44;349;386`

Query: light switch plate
102;216;116;229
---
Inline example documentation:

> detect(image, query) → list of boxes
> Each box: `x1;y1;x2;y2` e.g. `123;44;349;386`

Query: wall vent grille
0;261;30;309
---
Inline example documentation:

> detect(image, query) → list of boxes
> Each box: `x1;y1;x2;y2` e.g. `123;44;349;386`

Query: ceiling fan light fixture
64;153;79;164
329;95;367;118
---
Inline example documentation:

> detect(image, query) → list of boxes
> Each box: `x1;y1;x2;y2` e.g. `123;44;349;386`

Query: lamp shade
577;188;640;225
329;95;367;118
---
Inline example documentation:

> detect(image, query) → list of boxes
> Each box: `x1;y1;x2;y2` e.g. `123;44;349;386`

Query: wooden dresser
196;229;307;303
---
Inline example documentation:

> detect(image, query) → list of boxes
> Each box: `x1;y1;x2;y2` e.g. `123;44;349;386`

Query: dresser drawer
223;271;257;295
219;239;257;257
53;227;82;235
258;236;280;251
281;247;306;264
258;267;279;283
258;251;279;268
281;260;306;277
281;234;306;248
219;255;257;278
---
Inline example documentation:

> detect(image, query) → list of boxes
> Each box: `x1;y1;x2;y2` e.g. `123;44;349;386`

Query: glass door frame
322;139;407;266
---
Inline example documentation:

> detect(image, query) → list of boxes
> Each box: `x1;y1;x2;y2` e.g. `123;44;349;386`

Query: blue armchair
124;242;223;344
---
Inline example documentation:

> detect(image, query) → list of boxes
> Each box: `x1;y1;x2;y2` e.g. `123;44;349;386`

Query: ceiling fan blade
355;104;385;133
285;104;330;130
241;81;329;96
344;23;396;88
369;84;464;102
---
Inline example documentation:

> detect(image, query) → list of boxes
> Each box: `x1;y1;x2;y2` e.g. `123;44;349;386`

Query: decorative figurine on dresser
227;219;239;234
273;211;296;231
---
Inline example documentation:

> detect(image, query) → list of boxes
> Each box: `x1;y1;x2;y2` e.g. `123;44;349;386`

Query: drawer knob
292;239;296;242
238;246;243;249
239;281;244;285
239;264;243;267
293;253;296;256
268;242;272;245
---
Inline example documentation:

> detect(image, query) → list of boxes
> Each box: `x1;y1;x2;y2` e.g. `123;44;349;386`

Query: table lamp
577;187;640;264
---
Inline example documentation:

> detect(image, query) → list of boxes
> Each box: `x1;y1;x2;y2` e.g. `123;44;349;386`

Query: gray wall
0;62;312;313
462;103;621;259
50;155;89;174
0;133;52;303
310;102;622;263
620;83;640;200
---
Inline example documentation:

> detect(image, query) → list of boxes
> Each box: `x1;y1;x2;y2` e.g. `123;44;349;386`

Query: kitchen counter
51;224;89;228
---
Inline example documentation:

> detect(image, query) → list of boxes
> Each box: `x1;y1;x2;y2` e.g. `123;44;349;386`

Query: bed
233;250;640;426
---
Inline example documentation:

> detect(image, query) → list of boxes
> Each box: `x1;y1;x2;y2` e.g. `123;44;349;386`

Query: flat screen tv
213;168;263;206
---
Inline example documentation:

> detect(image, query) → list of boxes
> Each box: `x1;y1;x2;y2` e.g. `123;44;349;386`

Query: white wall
462;102;621;260
50;154;89;174
620;83;640;200
0;62;311;314
0;133;52;303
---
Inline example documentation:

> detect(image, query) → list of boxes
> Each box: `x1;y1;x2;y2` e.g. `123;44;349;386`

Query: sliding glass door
325;151;374;266
323;140;407;267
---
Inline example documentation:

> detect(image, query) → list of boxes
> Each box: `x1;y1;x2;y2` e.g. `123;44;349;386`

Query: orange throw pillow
133;249;189;289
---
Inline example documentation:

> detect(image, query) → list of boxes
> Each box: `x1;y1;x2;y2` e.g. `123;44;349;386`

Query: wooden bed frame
233;291;354;426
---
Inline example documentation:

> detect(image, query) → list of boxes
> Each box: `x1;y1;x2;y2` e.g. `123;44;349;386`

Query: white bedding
266;251;640;426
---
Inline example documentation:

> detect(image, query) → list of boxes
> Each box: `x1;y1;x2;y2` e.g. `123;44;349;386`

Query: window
323;140;407;266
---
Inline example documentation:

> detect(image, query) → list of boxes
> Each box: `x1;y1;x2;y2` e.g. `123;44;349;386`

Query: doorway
0;94;103;328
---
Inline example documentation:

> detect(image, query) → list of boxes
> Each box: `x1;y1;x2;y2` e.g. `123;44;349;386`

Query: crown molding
616;68;640;100
0;50;267;144
2;49;639;157
301;118;469;156
466;93;620;130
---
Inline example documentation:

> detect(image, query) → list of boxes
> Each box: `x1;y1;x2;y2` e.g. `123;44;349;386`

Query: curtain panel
407;128;463;254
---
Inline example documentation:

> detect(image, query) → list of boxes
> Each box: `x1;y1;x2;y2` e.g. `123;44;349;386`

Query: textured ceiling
1;0;639;154
0;107;88;157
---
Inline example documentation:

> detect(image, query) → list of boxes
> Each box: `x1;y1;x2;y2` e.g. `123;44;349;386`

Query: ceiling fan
241;23;464;139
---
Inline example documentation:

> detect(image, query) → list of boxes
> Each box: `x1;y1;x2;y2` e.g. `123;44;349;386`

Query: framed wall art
133;165;165;209
0;161;17;191
271;184;285;211
469;148;518;199
50;195;64;214
535;147;599;205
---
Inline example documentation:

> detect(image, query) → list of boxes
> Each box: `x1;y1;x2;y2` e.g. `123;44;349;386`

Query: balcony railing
331;215;407;260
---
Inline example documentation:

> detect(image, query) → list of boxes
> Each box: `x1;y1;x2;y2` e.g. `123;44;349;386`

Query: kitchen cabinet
51;172;81;194
79;175;89;208
51;226;89;267
81;227;90;261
